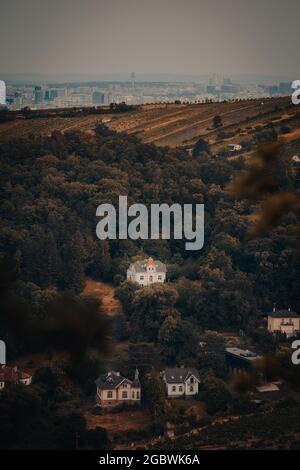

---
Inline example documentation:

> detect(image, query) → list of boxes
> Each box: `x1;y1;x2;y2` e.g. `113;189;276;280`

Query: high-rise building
131;72;135;90
34;86;43;103
92;91;105;104
0;80;6;105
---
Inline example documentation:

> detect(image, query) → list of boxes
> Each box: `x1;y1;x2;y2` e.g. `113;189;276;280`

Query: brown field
84;278;121;317
0;97;293;148
85;408;151;433
109;99;290;147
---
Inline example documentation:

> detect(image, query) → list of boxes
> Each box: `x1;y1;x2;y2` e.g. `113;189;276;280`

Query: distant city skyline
0;72;297;86
1;0;300;78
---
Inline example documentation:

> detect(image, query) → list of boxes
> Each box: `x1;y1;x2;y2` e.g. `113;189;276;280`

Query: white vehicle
228;143;242;152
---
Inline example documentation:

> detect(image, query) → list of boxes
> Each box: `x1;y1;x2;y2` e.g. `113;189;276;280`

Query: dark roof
268;309;299;318
164;367;200;384
132;376;141;388
95;371;128;390
128;258;167;273
226;348;261;362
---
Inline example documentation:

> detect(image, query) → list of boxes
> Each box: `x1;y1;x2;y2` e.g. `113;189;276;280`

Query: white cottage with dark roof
95;369;141;407
267;308;300;338
127;257;167;287
162;367;200;398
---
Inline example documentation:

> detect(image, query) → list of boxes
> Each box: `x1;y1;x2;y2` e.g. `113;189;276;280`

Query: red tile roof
0;365;32;384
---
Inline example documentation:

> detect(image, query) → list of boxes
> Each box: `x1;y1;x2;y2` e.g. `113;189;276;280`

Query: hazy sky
1;0;299;77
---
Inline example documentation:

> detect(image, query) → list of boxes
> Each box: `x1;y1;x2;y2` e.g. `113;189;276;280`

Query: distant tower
131;72;135;90
0;80;6;106
34;86;43;104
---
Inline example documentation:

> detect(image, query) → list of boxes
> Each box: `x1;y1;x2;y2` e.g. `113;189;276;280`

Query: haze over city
1;0;300;81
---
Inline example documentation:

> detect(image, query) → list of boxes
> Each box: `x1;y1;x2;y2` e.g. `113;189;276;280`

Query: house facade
95;369;141;407
267;309;300;338
0;365;32;390
127;257;167;287
162;367;200;398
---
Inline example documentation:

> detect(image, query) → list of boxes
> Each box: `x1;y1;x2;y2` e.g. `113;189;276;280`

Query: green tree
143;370;166;418
213;115;223;128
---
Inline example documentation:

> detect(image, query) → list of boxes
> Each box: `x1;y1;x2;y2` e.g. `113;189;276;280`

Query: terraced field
0;96;292;148
109;98;291;147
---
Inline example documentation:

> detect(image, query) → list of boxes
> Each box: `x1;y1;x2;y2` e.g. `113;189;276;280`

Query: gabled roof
128;258;167;273
95;371;128;390
164;367;200;384
268;309;299;318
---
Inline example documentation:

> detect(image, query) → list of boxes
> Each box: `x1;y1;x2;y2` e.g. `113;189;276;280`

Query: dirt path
85;408;151;433
84;278;121;317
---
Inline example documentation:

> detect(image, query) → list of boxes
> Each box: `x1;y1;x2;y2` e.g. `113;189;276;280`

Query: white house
127;257;167;287
162;367;200;398
95;369;141;407
267;309;300;338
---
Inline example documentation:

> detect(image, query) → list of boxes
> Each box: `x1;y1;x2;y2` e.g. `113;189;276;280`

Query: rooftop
164;367;200;384
128;257;167;273
95;370;140;390
225;348;261;362
268;309;299;318
95;371;126;390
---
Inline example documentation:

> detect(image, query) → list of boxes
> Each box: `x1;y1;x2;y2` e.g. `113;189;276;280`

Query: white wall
165;375;199;398
167;382;185;397
185;377;199;396
127;269;166;286
97;384;141;404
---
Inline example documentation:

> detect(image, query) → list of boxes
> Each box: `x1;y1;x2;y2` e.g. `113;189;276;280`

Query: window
122;391;128;399
136;391;140;399
179;386;183;392
107;391;113;398
122;382;128;388
140;275;144;280
149;275;153;282
190;377;194;384
189;386;194;392
132;391;135;399
172;385;176;392
158;275;162;280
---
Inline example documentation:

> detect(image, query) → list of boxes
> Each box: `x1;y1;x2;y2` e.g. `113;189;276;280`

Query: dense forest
0;123;299;359
0;118;300;449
